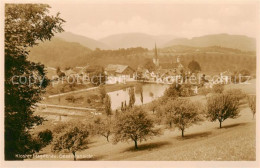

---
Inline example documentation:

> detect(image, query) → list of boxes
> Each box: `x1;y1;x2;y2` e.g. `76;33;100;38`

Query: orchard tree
247;95;256;119
162;98;203;136
206;93;240;128
52;124;89;161
5;4;65;160
113;107;160;149
94;117;113;142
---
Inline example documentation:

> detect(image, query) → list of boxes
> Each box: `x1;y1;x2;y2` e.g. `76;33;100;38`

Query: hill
28;37;92;68
56;32;110;50
164;34;256;51
100;33;176;49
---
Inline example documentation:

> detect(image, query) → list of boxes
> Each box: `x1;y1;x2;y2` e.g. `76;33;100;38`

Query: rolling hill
56;32;110;50
164;34;256;51
99;33;176;49
28;37;92;68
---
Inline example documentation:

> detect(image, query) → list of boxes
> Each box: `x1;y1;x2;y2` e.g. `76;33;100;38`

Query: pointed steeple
153;42;159;66
154;43;158;60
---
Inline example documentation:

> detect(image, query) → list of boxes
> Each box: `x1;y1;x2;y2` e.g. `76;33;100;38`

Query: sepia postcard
0;0;259;167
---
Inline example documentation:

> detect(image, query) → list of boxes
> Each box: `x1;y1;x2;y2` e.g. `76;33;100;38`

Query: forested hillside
28;39;256;74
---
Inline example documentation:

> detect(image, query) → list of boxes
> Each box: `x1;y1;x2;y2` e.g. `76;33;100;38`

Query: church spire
154;43;158;60
153;43;159;66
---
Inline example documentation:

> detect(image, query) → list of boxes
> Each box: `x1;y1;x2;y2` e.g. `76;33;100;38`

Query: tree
136;84;144;104
5;4;64;160
128;87;135;108
188;60;201;73
213;84;224;94
163;82;182;98
99;85;107;103
206;93;240;128
89;66;106;86
52;124;89;161
38;129;53;147
162;99;203;136
113;107;160;149
143;58;156;72
94;117;113;142
104;94;112;116
247;95;256;119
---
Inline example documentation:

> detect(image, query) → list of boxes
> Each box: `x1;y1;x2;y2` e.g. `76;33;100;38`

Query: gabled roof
105;64;133;73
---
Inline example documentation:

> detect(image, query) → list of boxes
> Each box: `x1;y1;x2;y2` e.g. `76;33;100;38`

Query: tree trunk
134;140;138;149
219;120;222;128
181;129;184;137
106;136;109;142
72;151;76;161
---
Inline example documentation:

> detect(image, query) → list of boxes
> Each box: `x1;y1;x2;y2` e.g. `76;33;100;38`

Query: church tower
153;43;159;66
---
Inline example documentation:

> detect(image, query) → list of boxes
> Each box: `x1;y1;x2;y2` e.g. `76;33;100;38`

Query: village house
104;64;135;84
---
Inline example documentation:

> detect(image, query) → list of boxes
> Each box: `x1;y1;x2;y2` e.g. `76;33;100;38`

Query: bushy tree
247;95;256;119
163;82;182;98
225;89;245;104
5;4;64;160
143;58;156;72
52;123;89;161
206;93;240;128
113;107;160;149
94;117;113;142
188;60;201;73
38;129;53;147
162;98;203;136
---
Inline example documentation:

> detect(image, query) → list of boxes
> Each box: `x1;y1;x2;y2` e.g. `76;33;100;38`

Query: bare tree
206;93;240;128
113;107;160;149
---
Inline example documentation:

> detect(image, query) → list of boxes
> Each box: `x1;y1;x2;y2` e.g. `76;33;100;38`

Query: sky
49;1;258;40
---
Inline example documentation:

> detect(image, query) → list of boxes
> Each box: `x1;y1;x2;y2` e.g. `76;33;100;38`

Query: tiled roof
105;64;130;73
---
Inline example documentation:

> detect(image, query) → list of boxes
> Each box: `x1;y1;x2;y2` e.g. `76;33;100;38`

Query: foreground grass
34;106;255;161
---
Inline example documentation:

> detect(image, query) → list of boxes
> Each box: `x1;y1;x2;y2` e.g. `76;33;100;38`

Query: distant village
46;44;235;95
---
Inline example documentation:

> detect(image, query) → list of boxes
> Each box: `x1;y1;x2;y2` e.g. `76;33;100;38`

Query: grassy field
32;79;256;161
